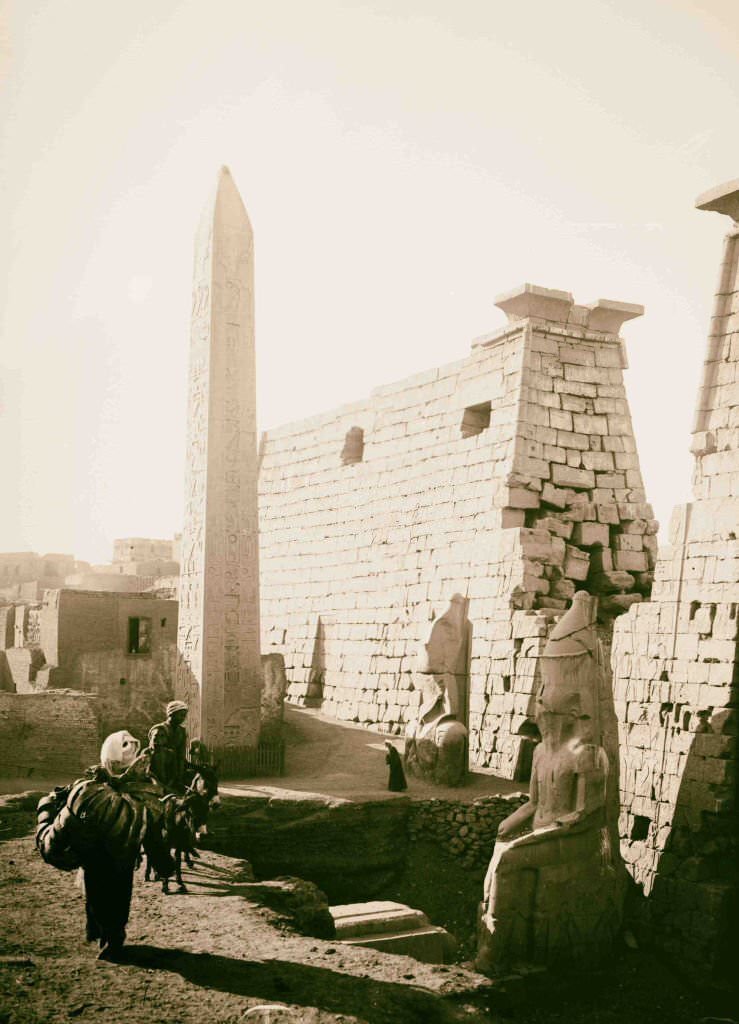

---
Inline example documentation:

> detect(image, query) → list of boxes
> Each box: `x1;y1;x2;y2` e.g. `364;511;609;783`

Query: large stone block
552;464;596;490
330;900;456;963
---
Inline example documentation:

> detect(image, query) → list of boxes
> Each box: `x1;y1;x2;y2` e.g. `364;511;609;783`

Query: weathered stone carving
476;592;621;971
176;167;262;766
260;652;287;743
404;595;470;786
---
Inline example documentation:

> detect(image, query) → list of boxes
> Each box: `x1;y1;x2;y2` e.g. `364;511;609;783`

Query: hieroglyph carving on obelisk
176;167;262;761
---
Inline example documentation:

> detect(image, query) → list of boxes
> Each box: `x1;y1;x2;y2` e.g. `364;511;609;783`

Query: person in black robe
385;741;408;792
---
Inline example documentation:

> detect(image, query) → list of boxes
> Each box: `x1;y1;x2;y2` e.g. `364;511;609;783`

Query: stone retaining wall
407;793;527;868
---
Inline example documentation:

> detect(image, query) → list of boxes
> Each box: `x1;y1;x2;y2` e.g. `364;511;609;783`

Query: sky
0;0;737;564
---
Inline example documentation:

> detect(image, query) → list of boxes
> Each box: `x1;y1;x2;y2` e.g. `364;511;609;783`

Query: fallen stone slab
330;900;457;963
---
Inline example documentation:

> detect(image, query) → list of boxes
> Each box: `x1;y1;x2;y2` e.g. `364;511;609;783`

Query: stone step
340;925;453;963
329;900;457;964
331;900;429;938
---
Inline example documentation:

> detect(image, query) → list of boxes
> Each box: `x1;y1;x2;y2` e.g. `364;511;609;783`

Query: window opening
128;616;151;655
461;401;491;438
341;426;364;465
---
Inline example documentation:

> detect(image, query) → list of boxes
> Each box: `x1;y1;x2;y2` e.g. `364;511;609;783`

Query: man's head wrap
166;700;188;717
100;730;140;776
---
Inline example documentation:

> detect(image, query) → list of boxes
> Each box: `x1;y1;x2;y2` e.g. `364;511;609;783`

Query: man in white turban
100;730;141;776
148;700;189;794
35;730;173;961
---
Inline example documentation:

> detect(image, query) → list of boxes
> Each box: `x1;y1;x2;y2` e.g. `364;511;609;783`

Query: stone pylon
176;167;262;767
611;179;739;987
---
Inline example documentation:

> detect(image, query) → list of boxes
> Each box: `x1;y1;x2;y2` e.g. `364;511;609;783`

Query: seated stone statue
476;592;621;972
404;594;469;787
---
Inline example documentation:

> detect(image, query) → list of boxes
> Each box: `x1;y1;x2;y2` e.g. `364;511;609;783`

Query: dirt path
0;800;499;1024
0;793;719;1024
0;706;523;808
0;709;722;1024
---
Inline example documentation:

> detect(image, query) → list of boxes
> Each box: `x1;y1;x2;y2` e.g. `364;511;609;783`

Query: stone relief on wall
176;169;262;754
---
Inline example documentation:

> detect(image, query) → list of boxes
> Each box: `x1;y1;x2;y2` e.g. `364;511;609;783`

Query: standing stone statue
404;594;470;787
476;592;621;971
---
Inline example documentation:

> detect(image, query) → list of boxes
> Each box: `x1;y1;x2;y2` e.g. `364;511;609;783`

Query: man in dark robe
148;700;189;794
36;731;173;961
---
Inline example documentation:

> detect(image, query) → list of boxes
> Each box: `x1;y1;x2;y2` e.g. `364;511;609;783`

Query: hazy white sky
1;0;737;564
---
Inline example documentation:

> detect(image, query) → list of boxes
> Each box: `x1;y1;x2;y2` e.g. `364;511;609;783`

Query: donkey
145;763;220;893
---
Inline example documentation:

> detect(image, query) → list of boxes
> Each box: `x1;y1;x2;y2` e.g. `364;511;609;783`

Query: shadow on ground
122;945;490;1024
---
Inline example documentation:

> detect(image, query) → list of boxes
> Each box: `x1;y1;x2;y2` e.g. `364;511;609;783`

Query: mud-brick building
63;535;180;593
0;589;177;775
258;282;655;779
0;550;76;603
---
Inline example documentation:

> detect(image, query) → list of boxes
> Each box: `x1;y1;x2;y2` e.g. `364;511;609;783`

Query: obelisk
176;166;262;768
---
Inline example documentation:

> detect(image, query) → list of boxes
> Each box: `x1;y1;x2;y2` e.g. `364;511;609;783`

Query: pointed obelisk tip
695;178;739;222
211;165;251;231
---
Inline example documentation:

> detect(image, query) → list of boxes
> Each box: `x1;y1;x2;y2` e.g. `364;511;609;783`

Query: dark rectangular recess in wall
461;401;491;438
341;426;364;466
630;814;650;841
127;616;151;655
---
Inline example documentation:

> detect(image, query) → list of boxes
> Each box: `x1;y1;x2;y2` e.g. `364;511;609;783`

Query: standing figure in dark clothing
385;741;408;792
148;700;189;793
35;731;174;962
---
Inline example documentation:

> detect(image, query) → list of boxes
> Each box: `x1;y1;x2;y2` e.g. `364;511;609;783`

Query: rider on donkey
148;699;189;794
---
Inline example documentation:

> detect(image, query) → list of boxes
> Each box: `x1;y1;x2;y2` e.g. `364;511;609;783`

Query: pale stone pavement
223;705;524;803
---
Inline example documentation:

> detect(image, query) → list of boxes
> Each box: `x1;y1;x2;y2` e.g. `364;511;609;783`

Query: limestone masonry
612;180;739;985
259;283;653;779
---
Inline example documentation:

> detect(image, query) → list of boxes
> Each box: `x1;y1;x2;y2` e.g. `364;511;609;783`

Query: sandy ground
1;710;516;1024
0;818;501;1024
0;709;724;1023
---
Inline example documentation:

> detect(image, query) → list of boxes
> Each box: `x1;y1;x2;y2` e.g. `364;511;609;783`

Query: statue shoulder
573;742;608;774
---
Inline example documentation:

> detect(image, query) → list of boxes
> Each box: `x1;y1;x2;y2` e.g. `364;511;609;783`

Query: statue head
416;594;469;675
535;592;600;744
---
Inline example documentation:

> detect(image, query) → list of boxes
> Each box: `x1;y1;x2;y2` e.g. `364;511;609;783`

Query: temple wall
612;196;739;987
612;519;737;982
259;285;652;778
